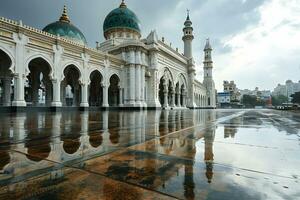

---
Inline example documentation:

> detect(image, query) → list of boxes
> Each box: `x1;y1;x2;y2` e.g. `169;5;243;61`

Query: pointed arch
61;61;83;82
25;54;54;78
108;74;120;106
0;46;15;74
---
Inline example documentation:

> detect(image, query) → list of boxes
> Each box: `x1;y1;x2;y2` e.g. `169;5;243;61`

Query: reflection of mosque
224;116;242;138
150;110;217;198
0;110;216;198
0;111;156;177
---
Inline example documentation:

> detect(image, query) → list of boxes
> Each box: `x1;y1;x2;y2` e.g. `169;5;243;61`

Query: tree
242;95;257;108
272;95;288;106
291;92;300;104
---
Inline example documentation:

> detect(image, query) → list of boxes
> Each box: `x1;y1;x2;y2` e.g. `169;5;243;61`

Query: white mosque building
0;1;216;110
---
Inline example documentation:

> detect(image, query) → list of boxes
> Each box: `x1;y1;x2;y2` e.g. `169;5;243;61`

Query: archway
159;77;165;106
89;71;103;107
0;49;13;107
176;74;187;107
108;74;120;106
26;58;52;106
61;65;81;107
175;82;180;106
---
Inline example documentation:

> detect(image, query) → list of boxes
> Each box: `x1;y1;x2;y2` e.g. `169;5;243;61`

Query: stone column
31;74;39;106
45;81;52;106
181;90;186;107
80;83;89;107
176;92;181;107
102;85;109;107
51;79;62;107
135;64;141;106
3;77;11;106
12;74;26;107
163;85;168;108
183;92;187;107
73;85;79;107
119;88;123;107
12;33;28;107
129;64;136;105
171;90;176;108
141;66;146;106
61;82;66;106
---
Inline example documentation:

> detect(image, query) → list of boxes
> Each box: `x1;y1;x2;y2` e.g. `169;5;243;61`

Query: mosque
0;0;216;110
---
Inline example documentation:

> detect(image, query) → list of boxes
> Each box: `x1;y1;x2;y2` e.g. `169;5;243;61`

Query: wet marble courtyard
0;109;299;200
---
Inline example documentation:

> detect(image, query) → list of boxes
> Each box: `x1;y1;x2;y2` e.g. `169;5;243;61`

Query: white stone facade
0;5;216;110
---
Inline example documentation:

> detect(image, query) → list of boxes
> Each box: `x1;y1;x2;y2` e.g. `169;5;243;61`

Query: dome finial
120;0;127;8
59;5;70;23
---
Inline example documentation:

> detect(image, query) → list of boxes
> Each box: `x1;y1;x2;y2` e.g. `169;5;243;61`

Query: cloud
215;0;300;91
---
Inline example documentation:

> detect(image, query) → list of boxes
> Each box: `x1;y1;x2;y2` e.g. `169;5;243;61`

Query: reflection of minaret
204;127;215;183
184;164;195;199
183;132;196;199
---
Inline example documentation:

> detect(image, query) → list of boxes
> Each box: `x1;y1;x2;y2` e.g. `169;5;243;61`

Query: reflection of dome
103;1;141;39
43;6;87;45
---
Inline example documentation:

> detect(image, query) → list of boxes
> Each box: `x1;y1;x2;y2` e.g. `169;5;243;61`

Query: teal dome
103;1;141;38
43;6;87;45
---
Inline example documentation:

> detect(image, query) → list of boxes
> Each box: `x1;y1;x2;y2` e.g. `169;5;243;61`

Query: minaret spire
187;9;190;21
120;0;127;8
205;38;212;50
59;5;70;23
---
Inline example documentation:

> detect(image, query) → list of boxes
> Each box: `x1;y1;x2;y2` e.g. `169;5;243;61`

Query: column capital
13;33;29;45
81;53;90;63
53;44;64;54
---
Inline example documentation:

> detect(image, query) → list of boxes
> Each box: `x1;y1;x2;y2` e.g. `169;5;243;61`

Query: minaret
203;39;216;108
182;10;194;59
182;10;196;108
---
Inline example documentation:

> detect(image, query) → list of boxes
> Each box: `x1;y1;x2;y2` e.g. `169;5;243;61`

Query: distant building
217;92;230;107
273;80;300;102
240;87;271;101
223;81;241;102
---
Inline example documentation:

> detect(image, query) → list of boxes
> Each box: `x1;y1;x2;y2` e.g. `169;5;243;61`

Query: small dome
43;6;87;45
103;1;141;39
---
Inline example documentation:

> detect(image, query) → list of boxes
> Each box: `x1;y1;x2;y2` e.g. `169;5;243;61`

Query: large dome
103;1;141;39
43;6;87;45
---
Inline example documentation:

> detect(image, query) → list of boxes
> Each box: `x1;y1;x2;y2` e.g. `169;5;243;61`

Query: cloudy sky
1;0;300;91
